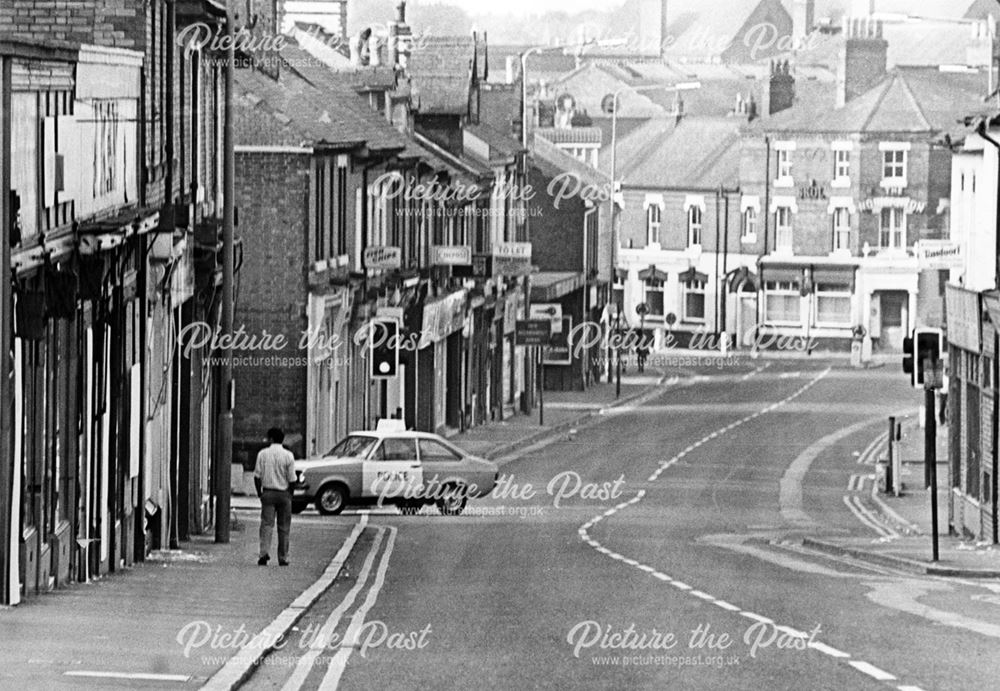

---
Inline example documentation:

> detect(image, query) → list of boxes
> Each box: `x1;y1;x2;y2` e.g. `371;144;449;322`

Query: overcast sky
421;0;618;17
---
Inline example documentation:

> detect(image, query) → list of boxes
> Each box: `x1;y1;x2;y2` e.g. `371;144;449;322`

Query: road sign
529;303;563;333
636;303;649;317
515;319;551;346
665;312;677;326
363;246;402;270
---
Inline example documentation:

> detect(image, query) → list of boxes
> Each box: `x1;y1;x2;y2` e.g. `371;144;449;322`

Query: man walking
254;427;297;566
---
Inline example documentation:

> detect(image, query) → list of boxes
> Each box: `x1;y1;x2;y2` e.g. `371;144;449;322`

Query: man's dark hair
267;427;285;444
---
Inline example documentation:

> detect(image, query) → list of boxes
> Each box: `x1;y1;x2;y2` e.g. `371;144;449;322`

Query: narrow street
234;360;1000;690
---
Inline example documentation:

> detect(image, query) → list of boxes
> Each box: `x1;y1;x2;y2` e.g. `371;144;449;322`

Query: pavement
0;511;362;689
801;416;1000;578
0;360;673;689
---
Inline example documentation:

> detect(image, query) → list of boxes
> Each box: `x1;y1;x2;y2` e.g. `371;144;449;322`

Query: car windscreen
325;435;378;459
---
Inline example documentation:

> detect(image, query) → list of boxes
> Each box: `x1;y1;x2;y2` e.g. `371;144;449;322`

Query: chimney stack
837;17;887;107
792;0;815;46
387;1;412;70
763;60;796;116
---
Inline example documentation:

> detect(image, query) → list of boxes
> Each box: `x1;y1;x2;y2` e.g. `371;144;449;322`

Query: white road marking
897;686;928;691
282;528;387;691
842;495;897;538
690;590;714;600
848;660;897;681
577;367;926;689
203;516;369;691
809;641;850;658
319;525;398;690
712;600;740;612
64;672;190;682
780;418;882;526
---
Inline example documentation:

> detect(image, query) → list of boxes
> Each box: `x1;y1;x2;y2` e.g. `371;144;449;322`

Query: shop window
814;282;852;325
764;280;800;324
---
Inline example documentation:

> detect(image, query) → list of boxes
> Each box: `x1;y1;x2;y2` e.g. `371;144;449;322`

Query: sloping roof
615;118;742;189
761;66;990;137
546;63;665;119
465;123;523;160
661;0;789;60
598;118;678;178
408;36;477;115
234;42;406;151
531;134;610;188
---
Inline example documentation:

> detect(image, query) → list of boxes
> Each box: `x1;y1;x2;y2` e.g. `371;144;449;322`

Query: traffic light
902;335;914;378
914;327;942;389
369;319;399;379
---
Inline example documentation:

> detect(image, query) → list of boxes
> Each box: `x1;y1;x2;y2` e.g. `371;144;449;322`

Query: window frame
832;206;851;252
646;203;662;246
878;206;906;249
774;205;794;252
682;278;707;323
763;279;802;325
813;282;852;327
643;277;665;316
741;207;758;243
687;204;703;247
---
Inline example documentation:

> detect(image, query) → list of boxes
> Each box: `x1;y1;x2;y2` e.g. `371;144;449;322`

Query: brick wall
618;188;744;254
233;152;310;463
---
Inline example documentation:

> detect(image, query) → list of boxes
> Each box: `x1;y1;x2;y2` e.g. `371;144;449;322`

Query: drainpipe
0;55;12;605
758;136;772;343
714;186;721;336
215;5;235;544
978;119;1000;543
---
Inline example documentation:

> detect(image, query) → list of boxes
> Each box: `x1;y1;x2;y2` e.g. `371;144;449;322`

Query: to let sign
515;319;551;346
494;242;532;276
363;246;402;270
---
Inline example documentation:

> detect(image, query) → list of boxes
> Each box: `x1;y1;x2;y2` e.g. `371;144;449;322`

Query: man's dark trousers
259;489;292;560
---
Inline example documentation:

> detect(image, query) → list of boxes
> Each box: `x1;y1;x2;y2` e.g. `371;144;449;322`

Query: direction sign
529;303;563;334
515;319;551;346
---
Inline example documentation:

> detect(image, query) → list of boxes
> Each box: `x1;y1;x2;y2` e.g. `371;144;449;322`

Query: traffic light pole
537;346;544;426
615;311;622;399
925;384;939;562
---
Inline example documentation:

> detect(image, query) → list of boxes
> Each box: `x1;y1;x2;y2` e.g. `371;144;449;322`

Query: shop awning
811;266;856;290
531;271;584;302
760;265;802;284
677;267;708;285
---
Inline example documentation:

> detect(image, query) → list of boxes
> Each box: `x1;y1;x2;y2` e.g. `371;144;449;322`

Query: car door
361;437;422;503
416;437;466;487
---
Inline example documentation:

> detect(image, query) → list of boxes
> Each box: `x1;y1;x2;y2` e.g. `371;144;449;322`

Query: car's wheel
316;484;348;516
291;501;308;514
436;485;467;516
398;502;422;516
